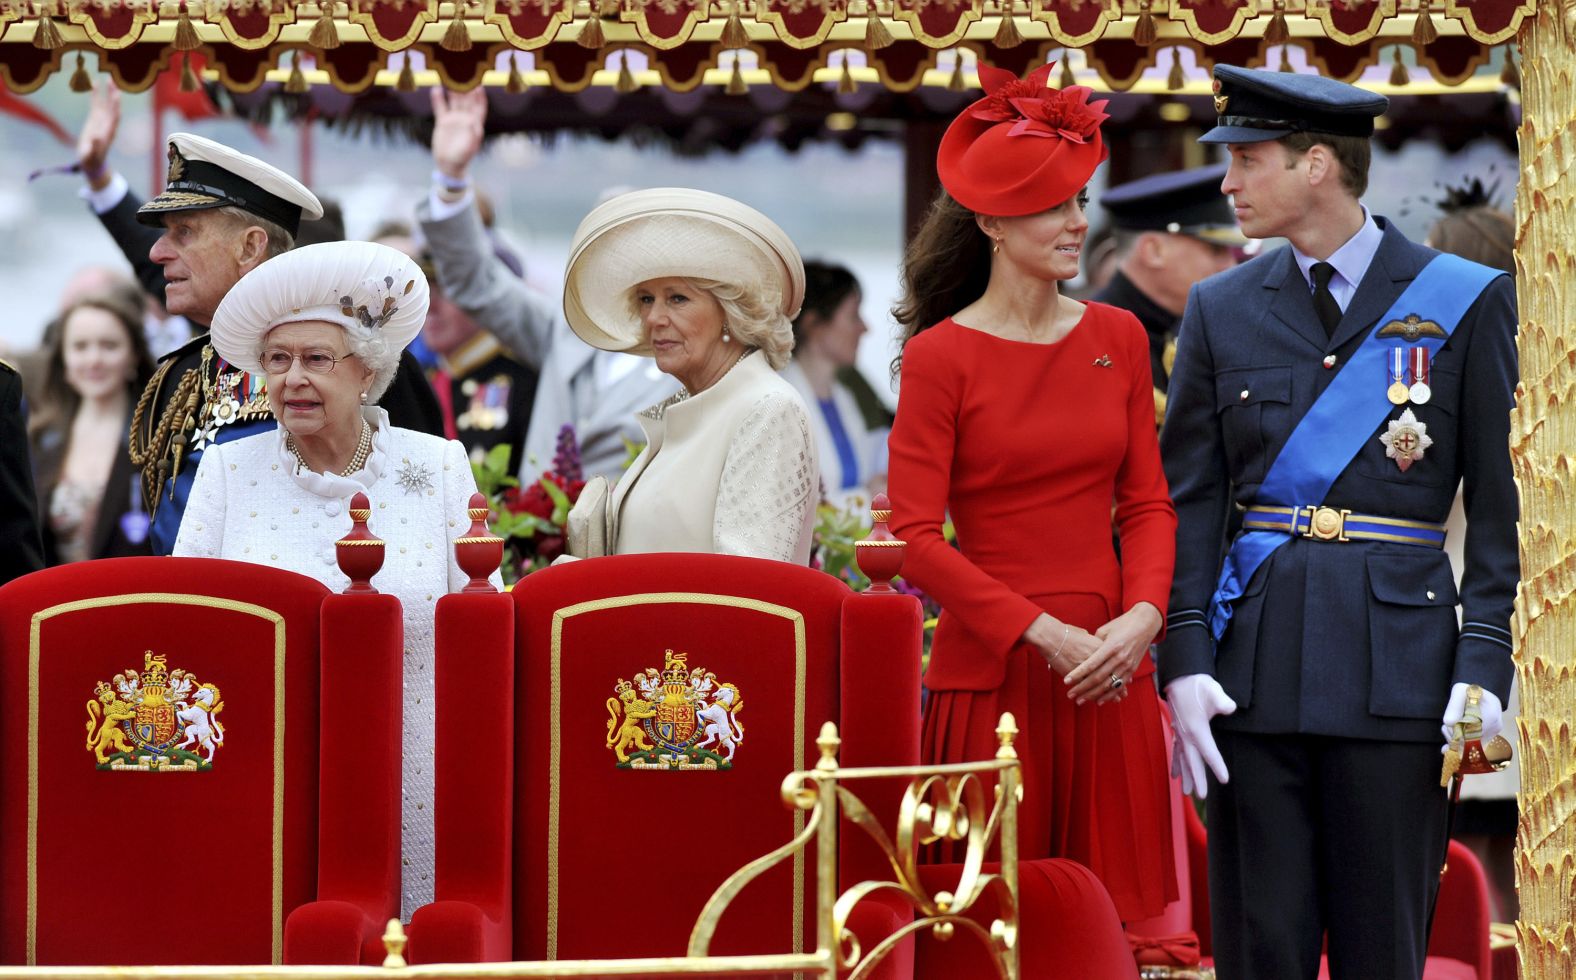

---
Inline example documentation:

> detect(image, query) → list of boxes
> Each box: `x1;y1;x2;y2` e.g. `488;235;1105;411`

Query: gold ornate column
1513;6;1576;978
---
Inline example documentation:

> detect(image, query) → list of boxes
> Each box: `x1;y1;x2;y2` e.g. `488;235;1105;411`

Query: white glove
1165;674;1238;799
1441;682;1503;747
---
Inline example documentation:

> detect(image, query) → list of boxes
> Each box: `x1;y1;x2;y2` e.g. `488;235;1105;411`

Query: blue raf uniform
1158;65;1519;979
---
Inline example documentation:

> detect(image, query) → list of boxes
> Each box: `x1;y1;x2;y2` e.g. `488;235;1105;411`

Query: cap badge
166;144;186;183
1214;93;1229;114
608;650;743;770
1376;313;1447;342
1379;408;1433;472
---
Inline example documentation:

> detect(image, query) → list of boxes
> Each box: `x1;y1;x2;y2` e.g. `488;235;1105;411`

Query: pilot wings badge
1376;313;1447;342
606;649;743;771
86;651;225;772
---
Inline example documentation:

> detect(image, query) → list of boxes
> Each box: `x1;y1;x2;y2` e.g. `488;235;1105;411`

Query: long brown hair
891;189;992;379
28;289;155;443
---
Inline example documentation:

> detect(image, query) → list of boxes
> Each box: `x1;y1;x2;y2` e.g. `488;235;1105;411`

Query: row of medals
1386;345;1433;406
193;368;268;452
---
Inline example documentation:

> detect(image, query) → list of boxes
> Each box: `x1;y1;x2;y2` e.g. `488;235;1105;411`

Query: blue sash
1206;253;1501;641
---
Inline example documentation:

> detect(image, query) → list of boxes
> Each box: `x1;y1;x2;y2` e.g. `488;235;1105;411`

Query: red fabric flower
970;62;1110;144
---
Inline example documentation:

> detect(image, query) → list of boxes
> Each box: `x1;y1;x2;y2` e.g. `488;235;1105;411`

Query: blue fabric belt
1240;505;1446;548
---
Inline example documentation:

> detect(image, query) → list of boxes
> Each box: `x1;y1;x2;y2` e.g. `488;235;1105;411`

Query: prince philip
1158;66;1519;979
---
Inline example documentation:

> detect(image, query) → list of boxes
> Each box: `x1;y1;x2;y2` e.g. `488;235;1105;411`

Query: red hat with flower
937;62;1110;217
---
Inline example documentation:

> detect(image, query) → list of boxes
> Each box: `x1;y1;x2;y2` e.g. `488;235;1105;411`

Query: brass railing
1;715;1022;980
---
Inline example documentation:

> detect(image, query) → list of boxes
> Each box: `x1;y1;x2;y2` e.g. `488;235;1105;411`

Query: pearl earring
360;391;368;404
722;329;731;343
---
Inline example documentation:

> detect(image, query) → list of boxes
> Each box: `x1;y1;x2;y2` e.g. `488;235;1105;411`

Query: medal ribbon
1411;346;1430;391
1207;253;1502;642
1390;346;1406;388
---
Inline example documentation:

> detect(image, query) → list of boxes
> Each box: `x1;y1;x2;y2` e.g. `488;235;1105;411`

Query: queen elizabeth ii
173;240;498;918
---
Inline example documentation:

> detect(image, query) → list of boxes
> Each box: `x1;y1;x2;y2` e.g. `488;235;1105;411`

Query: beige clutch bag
567;475;610;558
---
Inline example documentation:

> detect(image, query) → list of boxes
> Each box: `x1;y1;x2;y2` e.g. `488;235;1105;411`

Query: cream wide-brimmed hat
210;241;429;376
562;187;805;356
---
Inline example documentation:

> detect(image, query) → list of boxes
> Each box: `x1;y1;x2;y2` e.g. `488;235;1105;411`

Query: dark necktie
1311;261;1342;340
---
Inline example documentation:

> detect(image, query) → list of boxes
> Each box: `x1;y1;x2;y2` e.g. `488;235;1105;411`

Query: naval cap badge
1380;407;1433;472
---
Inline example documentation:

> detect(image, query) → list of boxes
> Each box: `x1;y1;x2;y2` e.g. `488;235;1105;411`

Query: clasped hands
1024;602;1163;706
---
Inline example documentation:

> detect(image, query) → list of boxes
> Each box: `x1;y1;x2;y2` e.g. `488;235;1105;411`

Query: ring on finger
1108;673;1125;690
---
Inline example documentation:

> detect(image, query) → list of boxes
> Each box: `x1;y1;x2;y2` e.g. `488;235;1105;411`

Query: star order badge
605;650;743;770
1380;408;1433;472
86;651;225;771
396;458;435;495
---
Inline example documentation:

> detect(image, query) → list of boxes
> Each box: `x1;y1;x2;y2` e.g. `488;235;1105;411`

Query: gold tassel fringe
441;8;472;52
397;55;416;91
180;53;200;92
69;51;91;92
1278;44;1293;72
1264;5;1289;46
726;56;748;94
1411;7;1438;46
864;11;893;50
992;12;1022;49
1389;46;1407;87
1500;51;1519;89
597;0;618;16
173;5;202;51
33;14;63;50
506;53;526;93
285;51;309;92
721;4;748;49
1059;53;1075;89
309;11;341;49
615;52;637;92
946;52;964;92
1167;47;1183;91
577;12;605;49
837;55;855;94
1133;5;1156;46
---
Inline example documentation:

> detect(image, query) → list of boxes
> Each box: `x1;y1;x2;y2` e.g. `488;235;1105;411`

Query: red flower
970;62;1110;144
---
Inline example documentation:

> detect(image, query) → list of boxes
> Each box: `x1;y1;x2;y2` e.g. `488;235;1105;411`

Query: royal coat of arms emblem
605;650;743;770
85;651;226;772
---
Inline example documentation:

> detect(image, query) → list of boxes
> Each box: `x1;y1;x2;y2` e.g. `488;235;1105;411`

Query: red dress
888;306;1178;921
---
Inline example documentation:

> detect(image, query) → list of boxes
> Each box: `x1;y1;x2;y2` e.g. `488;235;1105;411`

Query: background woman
174;240;497;918
887;62;1178;922
563;188;819;564
28;286;155;564
780;261;889;509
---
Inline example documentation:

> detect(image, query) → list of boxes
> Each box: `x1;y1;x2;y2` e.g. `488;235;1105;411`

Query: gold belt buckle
1301;505;1351;542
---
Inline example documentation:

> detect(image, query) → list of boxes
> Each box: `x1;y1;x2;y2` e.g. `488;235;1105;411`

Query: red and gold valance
0;0;1532;93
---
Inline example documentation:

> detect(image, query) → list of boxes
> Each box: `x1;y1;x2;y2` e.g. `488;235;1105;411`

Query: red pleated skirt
921;592;1177;923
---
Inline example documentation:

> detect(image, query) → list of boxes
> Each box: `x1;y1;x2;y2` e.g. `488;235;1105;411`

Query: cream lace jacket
598;350;820;564
172;407;498;919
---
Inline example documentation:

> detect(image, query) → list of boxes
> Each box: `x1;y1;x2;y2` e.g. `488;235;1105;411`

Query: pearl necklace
288;419;372;476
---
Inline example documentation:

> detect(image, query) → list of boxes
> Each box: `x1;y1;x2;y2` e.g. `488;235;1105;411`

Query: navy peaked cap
1100;163;1247;246
1200;64;1389;145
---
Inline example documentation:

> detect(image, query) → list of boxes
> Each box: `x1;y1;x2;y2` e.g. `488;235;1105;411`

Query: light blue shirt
1291;207;1383;314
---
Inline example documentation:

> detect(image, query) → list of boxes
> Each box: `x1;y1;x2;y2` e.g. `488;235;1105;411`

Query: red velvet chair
0;558;329;965
1183;798;1493;979
501;554;923;973
0;557;405;967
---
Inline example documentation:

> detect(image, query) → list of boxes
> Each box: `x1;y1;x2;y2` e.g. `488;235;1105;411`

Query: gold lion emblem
606;650;743;771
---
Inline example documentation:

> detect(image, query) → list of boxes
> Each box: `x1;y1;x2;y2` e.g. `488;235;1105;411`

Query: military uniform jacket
1157;218;1519;744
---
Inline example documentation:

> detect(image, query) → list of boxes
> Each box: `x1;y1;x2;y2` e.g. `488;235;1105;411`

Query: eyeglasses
259;348;357;375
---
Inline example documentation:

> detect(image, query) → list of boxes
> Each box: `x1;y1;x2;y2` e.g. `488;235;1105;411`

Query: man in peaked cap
1094;162;1246;408
73;84;442;554
1157;65;1519;978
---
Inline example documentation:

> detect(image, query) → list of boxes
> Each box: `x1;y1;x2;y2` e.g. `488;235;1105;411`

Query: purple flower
552;425;584;482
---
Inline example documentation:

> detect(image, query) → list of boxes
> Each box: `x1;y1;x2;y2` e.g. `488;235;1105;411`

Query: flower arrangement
472;425;586;583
